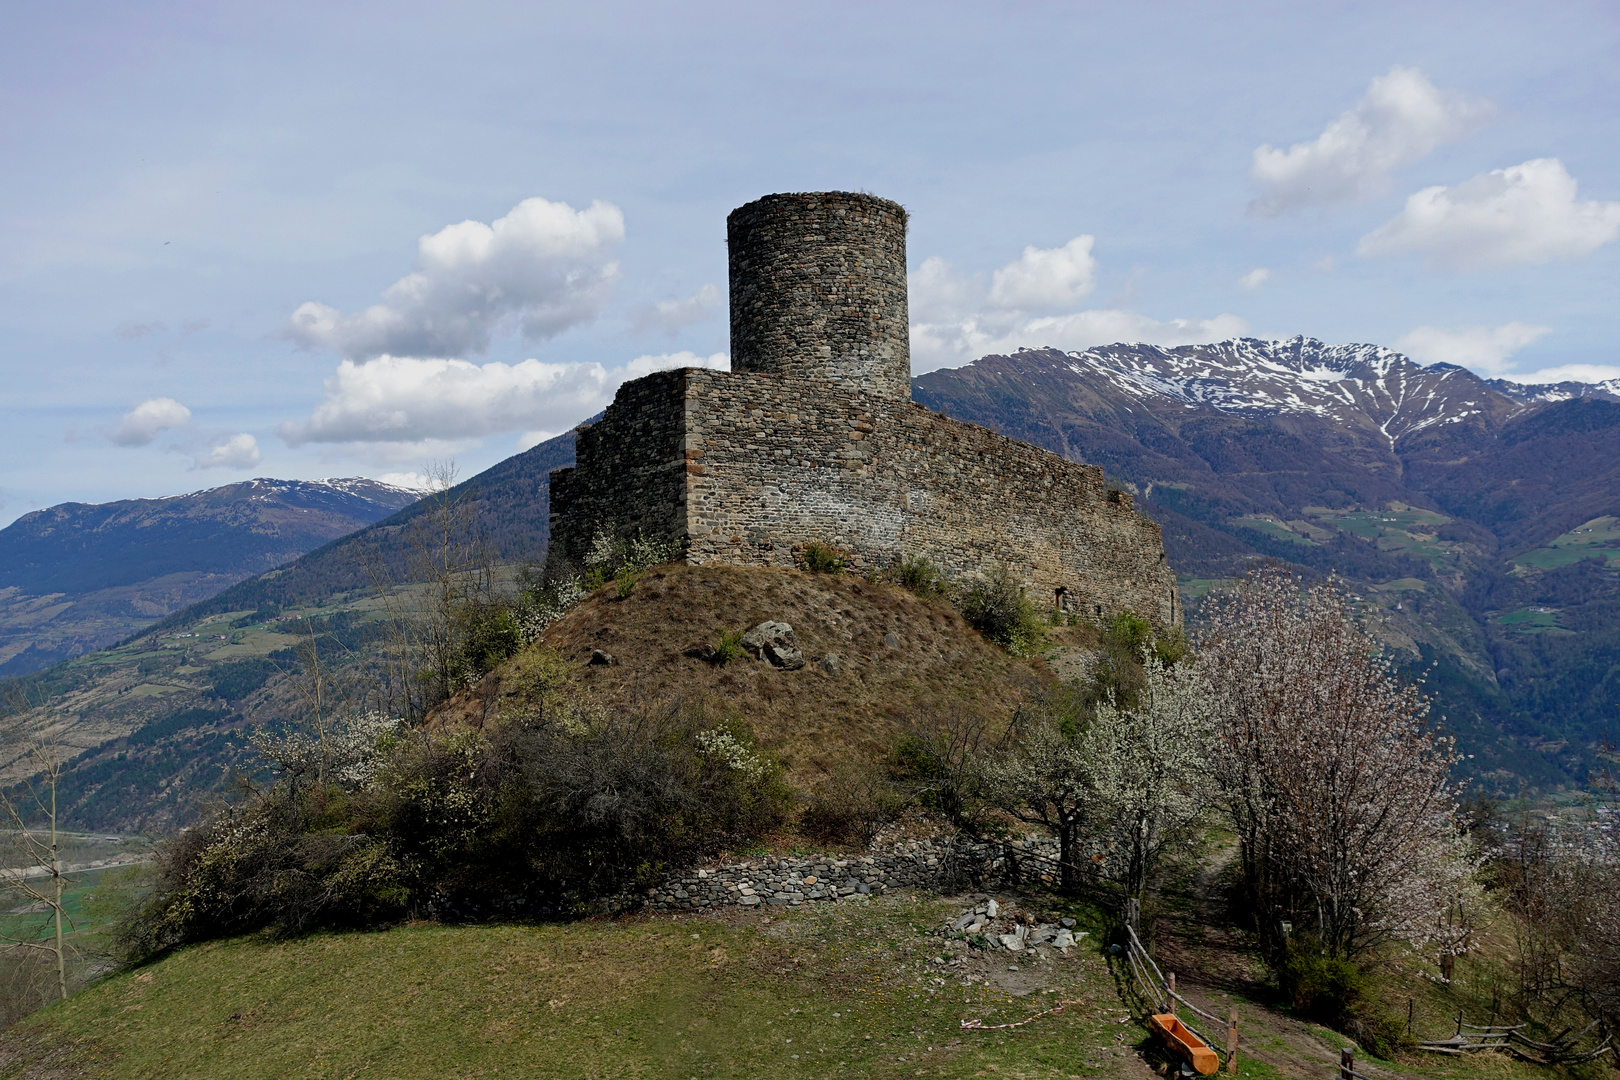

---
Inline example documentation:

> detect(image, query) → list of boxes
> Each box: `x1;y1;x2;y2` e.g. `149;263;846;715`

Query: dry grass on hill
435;563;1058;789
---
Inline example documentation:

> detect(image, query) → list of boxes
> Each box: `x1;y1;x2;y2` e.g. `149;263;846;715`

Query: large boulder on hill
742;621;805;670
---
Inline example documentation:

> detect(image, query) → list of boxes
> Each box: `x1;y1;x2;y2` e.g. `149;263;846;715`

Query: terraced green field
1493;607;1571;635
1513;516;1620;571
1305;505;1463;573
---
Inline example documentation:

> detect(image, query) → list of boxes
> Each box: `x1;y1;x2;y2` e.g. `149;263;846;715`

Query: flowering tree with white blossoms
985;704;1093;893
1084;657;1215;903
1200;566;1473;961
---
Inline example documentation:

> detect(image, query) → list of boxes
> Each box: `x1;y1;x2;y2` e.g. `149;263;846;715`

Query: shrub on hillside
801;763;904;848
1278;941;1412;1058
884;554;948;599
117;707;788;957
959;565;1046;656
798;542;846;574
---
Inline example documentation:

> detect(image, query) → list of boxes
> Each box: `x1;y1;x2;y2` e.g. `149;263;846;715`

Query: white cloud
373;471;435;491
1358;158;1620;271
1394;323;1552;375
280;350;729;452
909;244;1246;373
1250;67;1491;215
280;355;614;446
987;236;1097;312
1238;268;1271;290
622;350;730;379
192;433;260;470
632;284;722;335
1495;364;1620;386
109;397;191;446
284;196;624;360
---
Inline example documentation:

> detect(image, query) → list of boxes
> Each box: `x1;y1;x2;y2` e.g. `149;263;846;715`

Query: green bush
117;707;789;956
713;629;748;664
959;565;1046;656
889;554;947;599
1278;940;1412;1059
799;542;847;574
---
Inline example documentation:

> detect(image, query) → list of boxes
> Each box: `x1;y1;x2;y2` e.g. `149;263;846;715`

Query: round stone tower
727;191;911;400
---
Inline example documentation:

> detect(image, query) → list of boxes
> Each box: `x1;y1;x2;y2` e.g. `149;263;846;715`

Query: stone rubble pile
941;897;1088;953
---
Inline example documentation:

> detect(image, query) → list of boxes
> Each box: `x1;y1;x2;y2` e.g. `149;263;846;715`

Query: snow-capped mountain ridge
997;336;1620;446
153;476;426;505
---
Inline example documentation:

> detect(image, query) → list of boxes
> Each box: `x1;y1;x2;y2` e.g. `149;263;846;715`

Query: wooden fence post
1167;972;1176;1016
1226;1010;1238;1075
1340;1047;1354;1079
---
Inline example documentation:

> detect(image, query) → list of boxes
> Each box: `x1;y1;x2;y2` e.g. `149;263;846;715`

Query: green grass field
9;897;1166;1080
1512;516;1620;571
1494;608;1570;634
1305;505;1465;573
7;879;1617;1080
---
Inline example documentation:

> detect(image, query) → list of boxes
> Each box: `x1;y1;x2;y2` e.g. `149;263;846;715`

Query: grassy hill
3;856;1606;1079
436;563;1059;790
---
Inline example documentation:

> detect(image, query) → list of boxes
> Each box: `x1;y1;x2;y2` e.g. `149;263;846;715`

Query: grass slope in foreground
5;891;1603;1080
8;896;1157;1080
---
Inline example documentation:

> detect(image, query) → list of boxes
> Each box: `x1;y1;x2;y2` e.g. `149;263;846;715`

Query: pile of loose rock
943;896;1087;953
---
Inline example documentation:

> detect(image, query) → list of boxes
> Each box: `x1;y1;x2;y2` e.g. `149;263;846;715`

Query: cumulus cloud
284;196;625;360
192;433;260;470
1250;67;1491;216
909;243;1246;373
373;472;435;491
280;356;614;446
632;284;722;335
109;397;191;446
1238;268;1271;290
1496;363;1620;386
622;350;730;379
280;350;730;453
1393;323;1552;376
987;236;1097;312
1358;158;1620;270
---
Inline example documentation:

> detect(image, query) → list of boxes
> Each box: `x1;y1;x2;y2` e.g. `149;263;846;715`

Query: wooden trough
1149;1013;1219;1076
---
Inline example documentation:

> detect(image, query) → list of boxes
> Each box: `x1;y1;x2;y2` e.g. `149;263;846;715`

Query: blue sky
2;0;1617;523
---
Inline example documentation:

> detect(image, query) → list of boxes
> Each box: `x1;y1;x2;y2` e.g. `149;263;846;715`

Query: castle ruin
549;192;1179;626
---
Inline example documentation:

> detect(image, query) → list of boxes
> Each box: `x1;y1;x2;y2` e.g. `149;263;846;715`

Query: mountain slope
0;478;423;676
916;337;1620;790
0;432;579;832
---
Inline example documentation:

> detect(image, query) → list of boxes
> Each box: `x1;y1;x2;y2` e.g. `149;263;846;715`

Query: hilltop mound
437;563;1058;785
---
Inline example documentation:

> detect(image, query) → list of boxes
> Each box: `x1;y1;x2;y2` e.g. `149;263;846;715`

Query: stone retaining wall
624;836;1064;913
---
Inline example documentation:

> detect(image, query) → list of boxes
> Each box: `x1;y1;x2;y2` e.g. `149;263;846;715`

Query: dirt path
1148;843;1432;1080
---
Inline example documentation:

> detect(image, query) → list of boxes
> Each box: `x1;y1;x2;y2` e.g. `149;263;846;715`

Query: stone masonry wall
549;369;690;568
677;368;1179;625
618;835;1063;913
550;367;1179;626
728;193;911;401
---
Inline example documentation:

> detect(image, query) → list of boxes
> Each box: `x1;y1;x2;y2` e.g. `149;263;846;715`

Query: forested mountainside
0;478;422;677
915;337;1620;790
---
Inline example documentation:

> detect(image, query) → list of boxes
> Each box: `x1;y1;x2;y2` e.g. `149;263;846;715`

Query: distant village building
549;192;1179;626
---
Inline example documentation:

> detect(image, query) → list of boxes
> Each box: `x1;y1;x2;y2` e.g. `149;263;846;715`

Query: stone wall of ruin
550;367;1179;626
548;369;691;569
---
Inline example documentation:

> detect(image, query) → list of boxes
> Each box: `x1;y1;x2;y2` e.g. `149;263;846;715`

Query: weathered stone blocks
728;192;911;400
